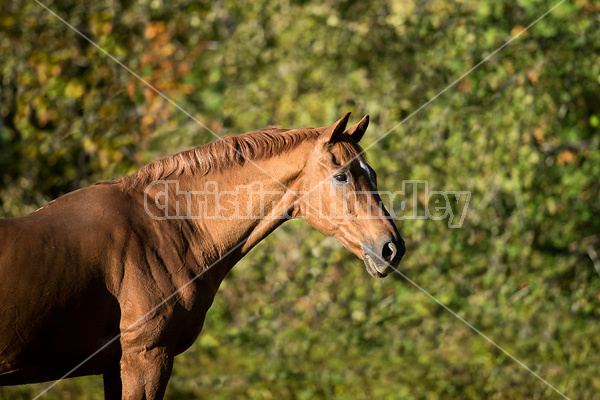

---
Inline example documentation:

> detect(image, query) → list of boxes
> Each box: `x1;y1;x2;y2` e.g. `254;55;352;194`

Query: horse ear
320;112;351;145
345;114;369;143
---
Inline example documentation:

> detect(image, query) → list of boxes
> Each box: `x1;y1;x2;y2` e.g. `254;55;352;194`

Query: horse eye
334;173;349;183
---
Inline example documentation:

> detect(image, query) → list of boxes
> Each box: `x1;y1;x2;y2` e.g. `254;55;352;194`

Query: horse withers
0;113;404;399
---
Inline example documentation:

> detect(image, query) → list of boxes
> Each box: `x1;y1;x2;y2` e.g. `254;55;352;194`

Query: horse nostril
382;242;396;262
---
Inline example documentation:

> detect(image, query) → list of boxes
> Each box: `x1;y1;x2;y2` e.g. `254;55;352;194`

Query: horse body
0;114;404;399
0;184;128;383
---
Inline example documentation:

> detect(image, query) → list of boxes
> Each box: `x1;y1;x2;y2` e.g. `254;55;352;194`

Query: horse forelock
326;135;367;165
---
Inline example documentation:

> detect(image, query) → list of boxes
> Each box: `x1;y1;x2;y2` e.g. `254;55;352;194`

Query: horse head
295;113;405;277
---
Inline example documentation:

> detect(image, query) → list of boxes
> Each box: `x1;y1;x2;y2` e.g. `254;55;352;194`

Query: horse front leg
119;346;173;400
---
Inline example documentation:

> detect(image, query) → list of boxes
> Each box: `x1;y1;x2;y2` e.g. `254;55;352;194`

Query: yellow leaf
141;114;155;127
65;81;85;99
510;25;527;37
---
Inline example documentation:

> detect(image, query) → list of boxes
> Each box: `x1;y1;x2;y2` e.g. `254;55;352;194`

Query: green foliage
1;0;599;398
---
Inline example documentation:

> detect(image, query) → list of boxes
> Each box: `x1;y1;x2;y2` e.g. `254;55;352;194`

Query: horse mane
117;126;363;192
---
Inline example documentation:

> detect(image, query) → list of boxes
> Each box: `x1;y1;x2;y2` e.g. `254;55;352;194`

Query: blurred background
1;0;599;398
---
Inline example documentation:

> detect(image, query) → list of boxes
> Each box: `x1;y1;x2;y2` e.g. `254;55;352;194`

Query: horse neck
169;145;310;263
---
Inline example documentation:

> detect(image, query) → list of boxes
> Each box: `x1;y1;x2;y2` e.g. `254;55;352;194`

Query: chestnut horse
0;113;404;399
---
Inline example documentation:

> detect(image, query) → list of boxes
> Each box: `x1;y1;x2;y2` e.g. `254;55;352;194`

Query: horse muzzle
362;236;405;278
